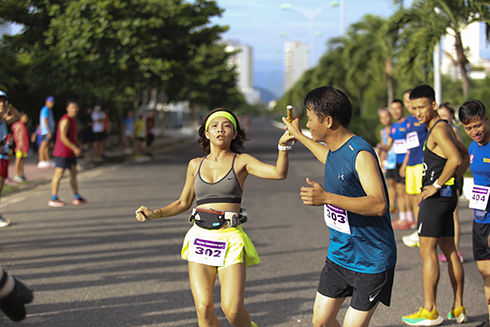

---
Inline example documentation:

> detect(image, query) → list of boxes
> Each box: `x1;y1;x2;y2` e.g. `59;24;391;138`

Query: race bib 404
188;238;228;267
469;185;490;211
324;204;351;234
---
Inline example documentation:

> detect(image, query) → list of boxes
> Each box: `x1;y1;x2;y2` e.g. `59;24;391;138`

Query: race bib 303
324;204;351;234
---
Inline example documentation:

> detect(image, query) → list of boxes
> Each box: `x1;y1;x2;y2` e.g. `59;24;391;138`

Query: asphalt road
0;119;487;326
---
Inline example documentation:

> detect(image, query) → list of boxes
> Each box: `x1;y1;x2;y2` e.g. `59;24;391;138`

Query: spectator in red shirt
12;113;30;182
48;100;86;207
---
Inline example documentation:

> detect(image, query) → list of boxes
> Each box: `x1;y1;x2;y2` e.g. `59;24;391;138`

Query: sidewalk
3;127;197;195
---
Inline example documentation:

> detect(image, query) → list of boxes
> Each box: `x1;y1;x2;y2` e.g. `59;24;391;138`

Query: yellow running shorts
181;224;261;271
406;164;423;195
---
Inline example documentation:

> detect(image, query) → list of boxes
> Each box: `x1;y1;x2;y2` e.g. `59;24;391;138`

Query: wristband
433;180;442;190
278;144;292;151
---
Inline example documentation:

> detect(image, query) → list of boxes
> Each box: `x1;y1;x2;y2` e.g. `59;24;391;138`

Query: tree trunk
150;86;158;110
454;32;470;98
133;92;139;112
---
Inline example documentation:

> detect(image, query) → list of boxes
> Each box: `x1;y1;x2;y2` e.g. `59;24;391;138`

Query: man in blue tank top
385;100;413;230
283;86;397;327
402;85;469;326
459;100;490;327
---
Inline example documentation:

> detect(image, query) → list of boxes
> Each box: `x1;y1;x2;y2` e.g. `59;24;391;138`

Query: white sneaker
402;231;420;247
0;216;11;227
13;175;26;183
37;161;47;168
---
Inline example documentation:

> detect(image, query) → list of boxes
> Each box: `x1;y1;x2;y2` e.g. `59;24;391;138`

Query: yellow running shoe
251;322;258;327
402;307;443;326
448;306;468;323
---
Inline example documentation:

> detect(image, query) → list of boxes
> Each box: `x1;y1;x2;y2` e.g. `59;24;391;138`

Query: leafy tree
0;42;20;92
0;0;237;109
350;14;398;106
392;0;490;97
329;33;373;116
169;42;245;111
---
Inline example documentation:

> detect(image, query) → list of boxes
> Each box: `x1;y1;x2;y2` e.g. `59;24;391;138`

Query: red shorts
0;158;9;179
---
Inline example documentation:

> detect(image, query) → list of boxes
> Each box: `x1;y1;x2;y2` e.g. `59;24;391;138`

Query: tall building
441;22;490;80
283;41;309;92
225;40;261;104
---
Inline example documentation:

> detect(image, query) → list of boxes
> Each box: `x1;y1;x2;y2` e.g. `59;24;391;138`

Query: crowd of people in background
1;85;490;326
375;86;490;327
0;91;161;223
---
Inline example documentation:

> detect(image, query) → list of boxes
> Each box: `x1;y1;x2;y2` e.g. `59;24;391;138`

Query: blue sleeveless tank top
194;153;243;206
390;119;408;164
324;136;397;273
382;128;396;170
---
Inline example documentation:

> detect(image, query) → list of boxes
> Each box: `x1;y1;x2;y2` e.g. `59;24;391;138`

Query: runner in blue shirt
401;89;426;247
386;100;412;230
283;86;396;327
38;96;56;168
459;100;490;327
377;108;397;213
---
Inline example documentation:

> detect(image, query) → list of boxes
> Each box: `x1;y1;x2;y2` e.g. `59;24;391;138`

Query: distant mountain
255;87;279;104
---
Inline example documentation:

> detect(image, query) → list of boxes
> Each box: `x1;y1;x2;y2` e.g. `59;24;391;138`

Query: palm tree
329;27;382;116
392;0;490;98
350;14;398;106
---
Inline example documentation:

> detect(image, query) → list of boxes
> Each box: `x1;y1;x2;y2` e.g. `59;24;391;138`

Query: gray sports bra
194;153;243;206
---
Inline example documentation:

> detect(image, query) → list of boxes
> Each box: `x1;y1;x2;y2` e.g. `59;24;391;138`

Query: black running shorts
393;163;404;184
317;258;395;311
55;157;77;169
385;168;395;180
417;195;457;238
473;220;490;261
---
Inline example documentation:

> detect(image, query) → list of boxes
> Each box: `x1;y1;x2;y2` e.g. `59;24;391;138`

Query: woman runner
135;108;296;327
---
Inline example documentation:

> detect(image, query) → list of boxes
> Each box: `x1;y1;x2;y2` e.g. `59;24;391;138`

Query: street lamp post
434;7;443;104
281;2;341;67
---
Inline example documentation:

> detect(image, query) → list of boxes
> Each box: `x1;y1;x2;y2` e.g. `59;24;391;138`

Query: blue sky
7;1;490;99
211;0;490;98
210;0;402;97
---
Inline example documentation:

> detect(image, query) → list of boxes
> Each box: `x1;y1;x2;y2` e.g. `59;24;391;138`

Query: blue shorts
40;134;52;142
55;157;77;169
